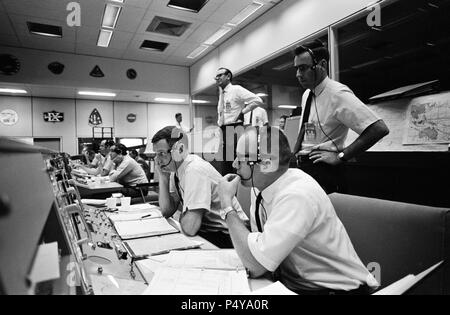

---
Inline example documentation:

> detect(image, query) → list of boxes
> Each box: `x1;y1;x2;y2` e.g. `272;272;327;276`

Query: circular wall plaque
126;69;137;80
127;113;137;123
0;109;19;126
0;54;21;76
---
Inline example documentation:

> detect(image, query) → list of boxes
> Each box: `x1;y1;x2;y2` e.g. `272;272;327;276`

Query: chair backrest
329;193;450;294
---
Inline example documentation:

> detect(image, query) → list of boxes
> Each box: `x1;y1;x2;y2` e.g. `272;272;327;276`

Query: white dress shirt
244;107;269;127
247;168;379;291
217;83;263;126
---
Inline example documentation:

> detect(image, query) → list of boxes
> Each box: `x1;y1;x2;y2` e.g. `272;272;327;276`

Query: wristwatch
337;151;347;162
220;206;236;220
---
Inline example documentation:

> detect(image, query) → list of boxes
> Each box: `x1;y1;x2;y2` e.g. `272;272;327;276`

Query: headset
246;126;277;174
298;45;319;70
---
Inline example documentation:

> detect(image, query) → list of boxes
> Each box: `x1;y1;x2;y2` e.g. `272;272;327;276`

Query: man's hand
219;174;241;208
154;157;170;181
309;150;342;165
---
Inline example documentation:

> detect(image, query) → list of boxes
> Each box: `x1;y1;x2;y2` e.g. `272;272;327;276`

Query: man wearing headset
292;40;389;193
151;126;246;248
218;126;379;294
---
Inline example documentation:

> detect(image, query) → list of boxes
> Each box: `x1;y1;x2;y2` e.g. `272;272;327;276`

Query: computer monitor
284;116;301;153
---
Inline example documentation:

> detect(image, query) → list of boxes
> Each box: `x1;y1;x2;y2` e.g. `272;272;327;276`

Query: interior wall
0;46;190;94
0;96;190;155
190;0;373;94
32;98;76;154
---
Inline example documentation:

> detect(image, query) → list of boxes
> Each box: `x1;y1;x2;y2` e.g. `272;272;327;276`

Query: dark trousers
294;156;344;194
198;231;234;249
293;284;374;295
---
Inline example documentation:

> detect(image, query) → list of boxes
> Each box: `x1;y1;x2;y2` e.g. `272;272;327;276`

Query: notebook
113;217;179;240
123;233;203;258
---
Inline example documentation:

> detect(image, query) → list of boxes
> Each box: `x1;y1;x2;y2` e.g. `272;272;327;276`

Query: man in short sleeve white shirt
244;106;269;127
152;126;246;248
219;126;379;294
292;40;389;193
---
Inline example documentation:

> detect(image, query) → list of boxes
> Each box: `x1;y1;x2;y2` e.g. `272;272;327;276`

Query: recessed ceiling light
278;105;297;109
256;93;268;97
167;0;209;13
27;22;62;38
97;29;113;47
155;98;185;103
102;4;122;29
227;1;264;27
192;100;210;104
0;88;27;94
187;45;210;59
203;26;232;46
78;91;116;97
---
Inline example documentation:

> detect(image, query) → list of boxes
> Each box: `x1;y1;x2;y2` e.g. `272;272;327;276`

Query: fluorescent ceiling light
97;29;113;47
102;4;122;29
192;100;210;104
256;93;268;97
155;98;186;103
203;26;232;46
187;44;210;59
278;105;297;109
0;88;27;94
78;91;116;97
227;1;264;27
273;61;293;71
110;0;124;3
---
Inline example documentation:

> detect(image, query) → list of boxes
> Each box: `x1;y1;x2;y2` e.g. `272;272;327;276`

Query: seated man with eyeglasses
151;126;246;248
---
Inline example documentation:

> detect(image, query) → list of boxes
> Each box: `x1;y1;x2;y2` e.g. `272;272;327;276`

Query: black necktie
255;192;263;233
174;175;183;205
296;91;314;152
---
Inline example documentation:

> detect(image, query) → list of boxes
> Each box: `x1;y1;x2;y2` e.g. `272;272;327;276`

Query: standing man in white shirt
244;106;269;127
152;126;246;248
218;126;379;294
292;40;389;193
215;67;263;174
175;113;192;134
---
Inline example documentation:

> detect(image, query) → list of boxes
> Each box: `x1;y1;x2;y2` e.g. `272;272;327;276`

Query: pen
141;214;153;219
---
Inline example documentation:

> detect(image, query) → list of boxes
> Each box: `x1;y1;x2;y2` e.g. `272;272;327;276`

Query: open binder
112;217;178;240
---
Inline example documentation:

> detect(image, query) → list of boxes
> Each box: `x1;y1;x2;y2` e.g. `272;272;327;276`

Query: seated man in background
152;126;246;248
130;149;151;181
109;143;149;198
218;126;379;294
75;140;114;176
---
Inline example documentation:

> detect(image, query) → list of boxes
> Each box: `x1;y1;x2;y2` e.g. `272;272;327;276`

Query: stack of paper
142;249;251;295
113;217;179;240
117;203;159;213
123;234;203;258
81;199;106;206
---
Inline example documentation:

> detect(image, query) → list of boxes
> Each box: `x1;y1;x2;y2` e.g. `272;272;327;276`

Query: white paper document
142;267;250;295
117;203;160;213
81;199;106;206
250;281;297;295
123;233;203;258
164;249;245;270
113;217;178;240
28;242;60;284
373;261;443;295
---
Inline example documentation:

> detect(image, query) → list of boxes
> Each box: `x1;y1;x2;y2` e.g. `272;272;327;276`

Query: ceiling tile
0;34;20;46
184;21;223;44
0;11;15;35
207;0;254;24
115;5;146;33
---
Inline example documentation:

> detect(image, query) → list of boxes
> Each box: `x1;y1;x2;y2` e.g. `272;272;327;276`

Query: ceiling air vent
27;22;62;38
140;40;169;52
147;16;191;37
167;0;209;13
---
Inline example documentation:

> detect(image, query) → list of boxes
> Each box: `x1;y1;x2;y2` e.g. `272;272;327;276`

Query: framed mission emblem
0;109;19;126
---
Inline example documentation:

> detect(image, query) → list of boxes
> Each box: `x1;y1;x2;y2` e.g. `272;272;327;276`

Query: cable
249;164;267;223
